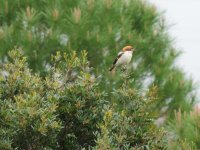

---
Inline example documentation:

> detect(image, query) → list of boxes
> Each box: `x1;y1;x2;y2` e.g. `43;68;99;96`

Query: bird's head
122;45;135;53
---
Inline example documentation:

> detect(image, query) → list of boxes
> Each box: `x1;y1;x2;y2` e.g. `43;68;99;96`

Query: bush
0;49;106;149
0;49;62;149
94;83;166;149
0;49;166;149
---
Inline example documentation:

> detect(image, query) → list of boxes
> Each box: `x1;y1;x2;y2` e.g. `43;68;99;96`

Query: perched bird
109;46;135;71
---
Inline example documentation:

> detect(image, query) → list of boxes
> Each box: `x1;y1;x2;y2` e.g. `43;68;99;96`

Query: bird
109;46;135;72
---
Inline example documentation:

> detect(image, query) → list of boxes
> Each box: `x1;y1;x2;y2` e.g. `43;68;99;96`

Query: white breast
116;51;132;66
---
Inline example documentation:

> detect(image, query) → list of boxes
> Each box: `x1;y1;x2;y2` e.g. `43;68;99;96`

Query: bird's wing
112;52;124;65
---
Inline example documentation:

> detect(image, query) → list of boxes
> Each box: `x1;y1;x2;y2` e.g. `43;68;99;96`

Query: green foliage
0;49;62;149
167;108;200;150
0;49;166;149
94;83;166;149
48;51;107;149
0;0;198;149
0;49;105;149
0;0;195;117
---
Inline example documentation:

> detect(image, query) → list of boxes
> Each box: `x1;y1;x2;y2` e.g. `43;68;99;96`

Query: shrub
0;49;166;149
0;49;62;149
0;49;106;149
93;76;166;149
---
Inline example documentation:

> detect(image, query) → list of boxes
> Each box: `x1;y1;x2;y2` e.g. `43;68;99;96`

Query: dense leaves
94;83;166;149
0;49;166;149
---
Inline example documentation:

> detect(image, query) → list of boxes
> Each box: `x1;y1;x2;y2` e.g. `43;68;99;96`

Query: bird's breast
116;52;132;66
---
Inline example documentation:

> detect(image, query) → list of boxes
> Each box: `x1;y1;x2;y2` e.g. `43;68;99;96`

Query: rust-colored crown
122;45;134;52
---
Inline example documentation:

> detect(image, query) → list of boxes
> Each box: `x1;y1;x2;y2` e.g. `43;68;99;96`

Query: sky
147;0;200;95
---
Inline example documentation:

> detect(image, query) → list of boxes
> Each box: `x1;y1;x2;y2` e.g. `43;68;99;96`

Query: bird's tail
109;65;115;71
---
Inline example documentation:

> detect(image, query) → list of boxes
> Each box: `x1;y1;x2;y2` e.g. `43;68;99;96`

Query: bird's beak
132;48;135;51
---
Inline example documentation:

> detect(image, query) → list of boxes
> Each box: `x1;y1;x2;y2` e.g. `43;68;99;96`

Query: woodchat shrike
109;46;135;71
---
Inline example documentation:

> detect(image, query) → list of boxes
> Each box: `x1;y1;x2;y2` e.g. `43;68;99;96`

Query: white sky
148;0;200;94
